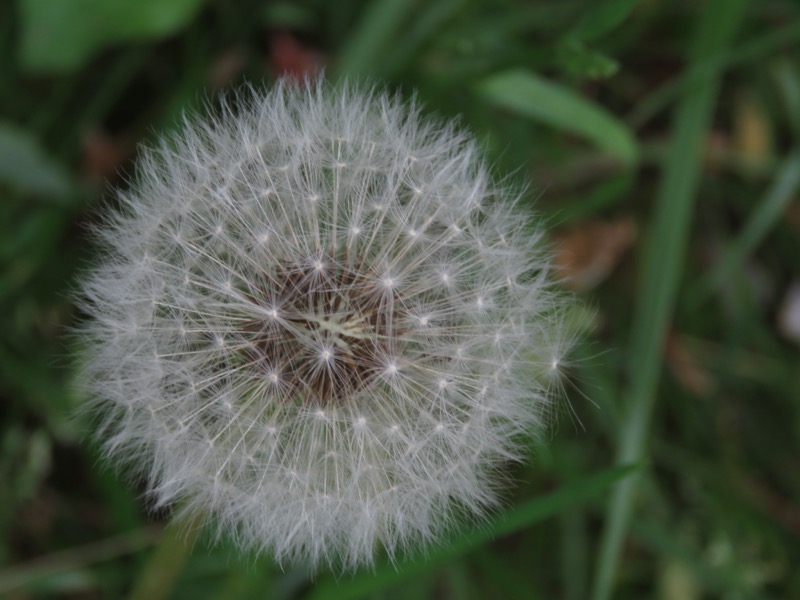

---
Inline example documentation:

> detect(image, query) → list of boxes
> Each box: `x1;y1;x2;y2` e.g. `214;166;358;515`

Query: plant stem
128;512;203;600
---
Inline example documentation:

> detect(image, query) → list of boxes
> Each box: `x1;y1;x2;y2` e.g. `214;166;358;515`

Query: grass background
2;0;800;598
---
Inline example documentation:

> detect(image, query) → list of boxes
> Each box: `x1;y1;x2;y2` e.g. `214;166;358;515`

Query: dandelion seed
75;76;576;572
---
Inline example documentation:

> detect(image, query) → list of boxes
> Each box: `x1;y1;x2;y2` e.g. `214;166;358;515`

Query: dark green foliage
1;0;799;598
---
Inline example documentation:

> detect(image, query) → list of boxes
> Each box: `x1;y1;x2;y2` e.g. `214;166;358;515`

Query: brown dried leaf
268;31;325;80
80;129;134;186
733;91;773;178
665;333;717;397
553;216;637;291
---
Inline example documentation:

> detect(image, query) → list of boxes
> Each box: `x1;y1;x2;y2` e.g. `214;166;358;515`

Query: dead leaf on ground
268;31;325;80
785;203;800;233
80;129;134;186
733;90;774;179
665;333;717;397
553;216;637;291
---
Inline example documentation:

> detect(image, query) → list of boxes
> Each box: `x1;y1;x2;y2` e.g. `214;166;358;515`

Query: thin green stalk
688;149;800;308
630;19;800;129
127;512;203;600
0;526;161;596
54;48;149;161
590;1;748;599
332;0;419;77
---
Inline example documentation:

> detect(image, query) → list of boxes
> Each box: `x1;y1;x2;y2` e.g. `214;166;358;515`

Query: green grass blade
310;464;638;600
332;0;419;77
568;0;639;43
630;20;800;128
127;514;203;600
478;69;638;165
0;527;160;596
689;149;800;306
774;58;800;135
380;0;465;76
590;1;749;599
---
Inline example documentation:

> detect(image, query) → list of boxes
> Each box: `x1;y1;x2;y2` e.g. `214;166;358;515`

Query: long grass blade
590;1;748;598
479;69;638;165
689;149;800;306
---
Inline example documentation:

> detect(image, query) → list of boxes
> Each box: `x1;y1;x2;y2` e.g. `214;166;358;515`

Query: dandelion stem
127;512;202;600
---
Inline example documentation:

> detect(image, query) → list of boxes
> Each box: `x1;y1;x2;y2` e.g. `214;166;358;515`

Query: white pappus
75;77;576;571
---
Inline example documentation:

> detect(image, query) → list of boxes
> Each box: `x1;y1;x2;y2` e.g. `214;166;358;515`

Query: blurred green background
2;0;799;598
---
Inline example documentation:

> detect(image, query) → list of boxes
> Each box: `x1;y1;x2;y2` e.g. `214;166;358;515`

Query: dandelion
76;77;575;571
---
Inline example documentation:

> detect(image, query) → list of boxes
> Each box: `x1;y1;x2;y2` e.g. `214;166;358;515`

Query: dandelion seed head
75;77;576;572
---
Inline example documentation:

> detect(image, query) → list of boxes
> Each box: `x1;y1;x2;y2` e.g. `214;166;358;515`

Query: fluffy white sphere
76;78;573;571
